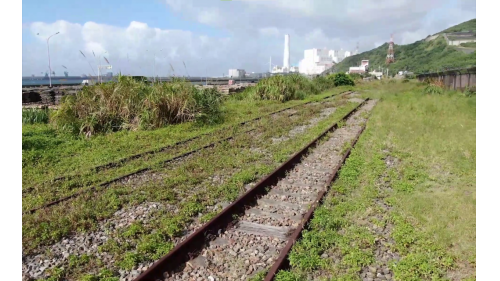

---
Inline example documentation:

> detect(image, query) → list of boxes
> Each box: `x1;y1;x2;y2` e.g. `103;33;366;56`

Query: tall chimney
284;34;290;71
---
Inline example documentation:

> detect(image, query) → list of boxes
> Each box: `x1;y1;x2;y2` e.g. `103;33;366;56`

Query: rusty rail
134;98;369;281
23;128;255;215
23;91;352;215
264;123;367;281
23;90;351;194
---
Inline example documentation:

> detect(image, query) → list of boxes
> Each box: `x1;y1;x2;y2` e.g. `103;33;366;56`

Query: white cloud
22;0;476;76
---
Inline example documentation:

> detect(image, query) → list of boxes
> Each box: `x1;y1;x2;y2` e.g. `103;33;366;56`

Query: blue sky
22;0;227;38
21;0;476;76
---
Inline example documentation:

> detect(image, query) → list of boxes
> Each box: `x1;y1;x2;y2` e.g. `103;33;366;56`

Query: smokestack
284;34;290;71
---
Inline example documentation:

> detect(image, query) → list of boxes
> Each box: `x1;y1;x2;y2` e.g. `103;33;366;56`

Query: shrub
50;75;224;136
22;108;50;124
348;73;363;81
329;73;355;87
463;86;476;97
424;84;444;95
251;74;319;102
312;76;336;91
402;79;410;83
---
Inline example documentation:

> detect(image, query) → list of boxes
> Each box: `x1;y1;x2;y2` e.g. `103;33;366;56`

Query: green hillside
332;19;476;75
439;18;476;34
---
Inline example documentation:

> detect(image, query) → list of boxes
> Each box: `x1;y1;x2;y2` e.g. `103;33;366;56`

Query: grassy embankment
271;80;476;281
22;75;346;193
27;101;364;281
24;73;360;280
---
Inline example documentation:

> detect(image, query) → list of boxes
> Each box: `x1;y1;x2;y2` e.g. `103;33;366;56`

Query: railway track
22;91;353;215
132;98;377;281
23;91;354;214
24;90;352;194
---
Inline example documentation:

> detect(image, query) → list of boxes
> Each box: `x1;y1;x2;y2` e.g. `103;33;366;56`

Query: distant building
106;72;113;77
64;71;69;77
247;72;271;78
272;65;299;74
349;60;369;74
228;69;246;78
369;70;383;79
299;48;335;75
445;32;476;46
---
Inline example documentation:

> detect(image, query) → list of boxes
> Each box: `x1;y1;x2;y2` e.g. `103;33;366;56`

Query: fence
416;66;476;90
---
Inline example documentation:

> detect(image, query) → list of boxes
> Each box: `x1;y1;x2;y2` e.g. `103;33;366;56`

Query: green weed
22;108;50;124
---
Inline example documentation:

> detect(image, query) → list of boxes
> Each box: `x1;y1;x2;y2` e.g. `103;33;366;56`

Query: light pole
38;32;60;87
147;49;163;83
97;51;107;83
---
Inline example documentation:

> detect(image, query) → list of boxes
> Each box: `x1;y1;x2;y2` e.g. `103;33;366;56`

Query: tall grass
423;78;445;95
22;108;50;124
312;76;336;91
250;74;319;102
51;76;223;136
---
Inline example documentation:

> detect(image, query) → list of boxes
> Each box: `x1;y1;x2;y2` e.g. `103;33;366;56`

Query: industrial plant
269;34;359;76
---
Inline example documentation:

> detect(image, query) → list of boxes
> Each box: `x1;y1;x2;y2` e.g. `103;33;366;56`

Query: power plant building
299;48;335;75
348;60;369;74
299;48;354;75
228;69;246;78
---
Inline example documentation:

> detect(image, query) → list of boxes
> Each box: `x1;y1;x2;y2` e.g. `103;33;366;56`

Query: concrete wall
417;67;476;90
448;39;476;46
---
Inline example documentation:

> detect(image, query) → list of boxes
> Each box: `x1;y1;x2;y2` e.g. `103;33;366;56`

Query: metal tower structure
386;34;395;64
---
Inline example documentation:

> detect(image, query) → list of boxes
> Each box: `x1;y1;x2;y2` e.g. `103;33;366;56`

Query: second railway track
22;93;373;281
133;98;377;281
23;91;355;214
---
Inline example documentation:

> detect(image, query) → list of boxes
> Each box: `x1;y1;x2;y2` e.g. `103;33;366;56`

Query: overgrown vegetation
332;73;356;87
460;42;476;48
332;19;476;75
439;18;476;34
279;81;476;280
51;75;224;136
22;108;50;124
24;95;360;280
249;74;320;102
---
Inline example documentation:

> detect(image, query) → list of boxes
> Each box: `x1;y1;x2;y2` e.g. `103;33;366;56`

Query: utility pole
38;32;60;87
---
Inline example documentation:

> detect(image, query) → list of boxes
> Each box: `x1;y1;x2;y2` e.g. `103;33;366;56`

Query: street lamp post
147;49;163;83
38;32;60;87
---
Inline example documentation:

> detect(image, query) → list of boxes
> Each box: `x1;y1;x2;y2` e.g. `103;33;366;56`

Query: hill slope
332;19;476;75
439;18;476;34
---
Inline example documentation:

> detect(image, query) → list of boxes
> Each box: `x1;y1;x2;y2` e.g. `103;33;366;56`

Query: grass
24;94;362;280
278;80;475;280
248;74;320;102
459;42;476;48
22;86;352;193
51;75;224;136
22;107;50;124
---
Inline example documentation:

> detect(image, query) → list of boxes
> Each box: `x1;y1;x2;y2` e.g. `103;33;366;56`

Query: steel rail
23;128;254;215
133;98;369;281
23;90;351;195
23;92;351;214
263;123;368;281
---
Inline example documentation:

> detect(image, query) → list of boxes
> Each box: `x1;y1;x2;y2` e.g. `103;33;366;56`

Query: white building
299;48;336;75
228;69;246;78
272;65;299;74
369;70;383;79
349;60;369;74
